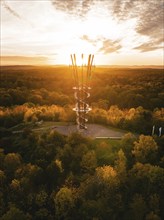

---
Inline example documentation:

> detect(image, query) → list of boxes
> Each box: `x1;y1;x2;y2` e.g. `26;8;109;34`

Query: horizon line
1;64;164;69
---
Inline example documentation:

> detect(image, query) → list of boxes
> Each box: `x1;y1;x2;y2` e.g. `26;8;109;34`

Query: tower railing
70;54;94;129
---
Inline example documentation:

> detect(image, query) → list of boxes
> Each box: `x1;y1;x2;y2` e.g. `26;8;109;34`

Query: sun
51;7;130;65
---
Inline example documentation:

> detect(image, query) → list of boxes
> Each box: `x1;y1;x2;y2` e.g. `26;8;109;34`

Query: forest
0;66;164;220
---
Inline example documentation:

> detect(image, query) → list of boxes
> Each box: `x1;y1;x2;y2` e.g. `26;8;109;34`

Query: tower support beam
70;54;94;130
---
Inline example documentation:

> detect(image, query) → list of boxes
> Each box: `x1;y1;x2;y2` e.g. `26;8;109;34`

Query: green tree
81;150;97;173
0;192;5;216
34;208;51;220
35;190;48;207
130;194;147;220
129;162;164;195
1;207;31;220
149;194;160;215
145;212;161;220
0;148;5;169
46;159;63;188
0;93;13;106
47;130;66;147
121;133;136;167
28;94;43;105
0;170;6;187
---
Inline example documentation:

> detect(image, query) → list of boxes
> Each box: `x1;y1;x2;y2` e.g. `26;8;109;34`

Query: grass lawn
93;138;122;166
10;121;73;132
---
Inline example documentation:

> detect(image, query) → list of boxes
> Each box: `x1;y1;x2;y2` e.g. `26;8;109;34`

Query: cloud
51;0;94;18
112;0;139;20
99;39;122;54
80;35;97;45
51;0;163;52
136;1;163;38
111;0;164;51
1;0;21;19
81;35;122;53
134;41;163;52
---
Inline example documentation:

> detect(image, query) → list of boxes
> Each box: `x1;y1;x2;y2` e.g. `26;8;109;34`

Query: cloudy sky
1;0;164;65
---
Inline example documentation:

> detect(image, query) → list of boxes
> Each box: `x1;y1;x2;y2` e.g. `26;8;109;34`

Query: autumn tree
54;187;75;220
4;153;22;177
115;149;127;183
132;135;158;163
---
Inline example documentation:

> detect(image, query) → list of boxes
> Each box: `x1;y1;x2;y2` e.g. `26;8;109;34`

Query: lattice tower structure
70;54;94;129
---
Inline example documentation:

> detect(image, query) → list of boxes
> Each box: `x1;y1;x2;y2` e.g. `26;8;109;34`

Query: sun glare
1;0;163;66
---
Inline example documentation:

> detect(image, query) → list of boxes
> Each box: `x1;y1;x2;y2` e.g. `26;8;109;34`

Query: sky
1;0;164;66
